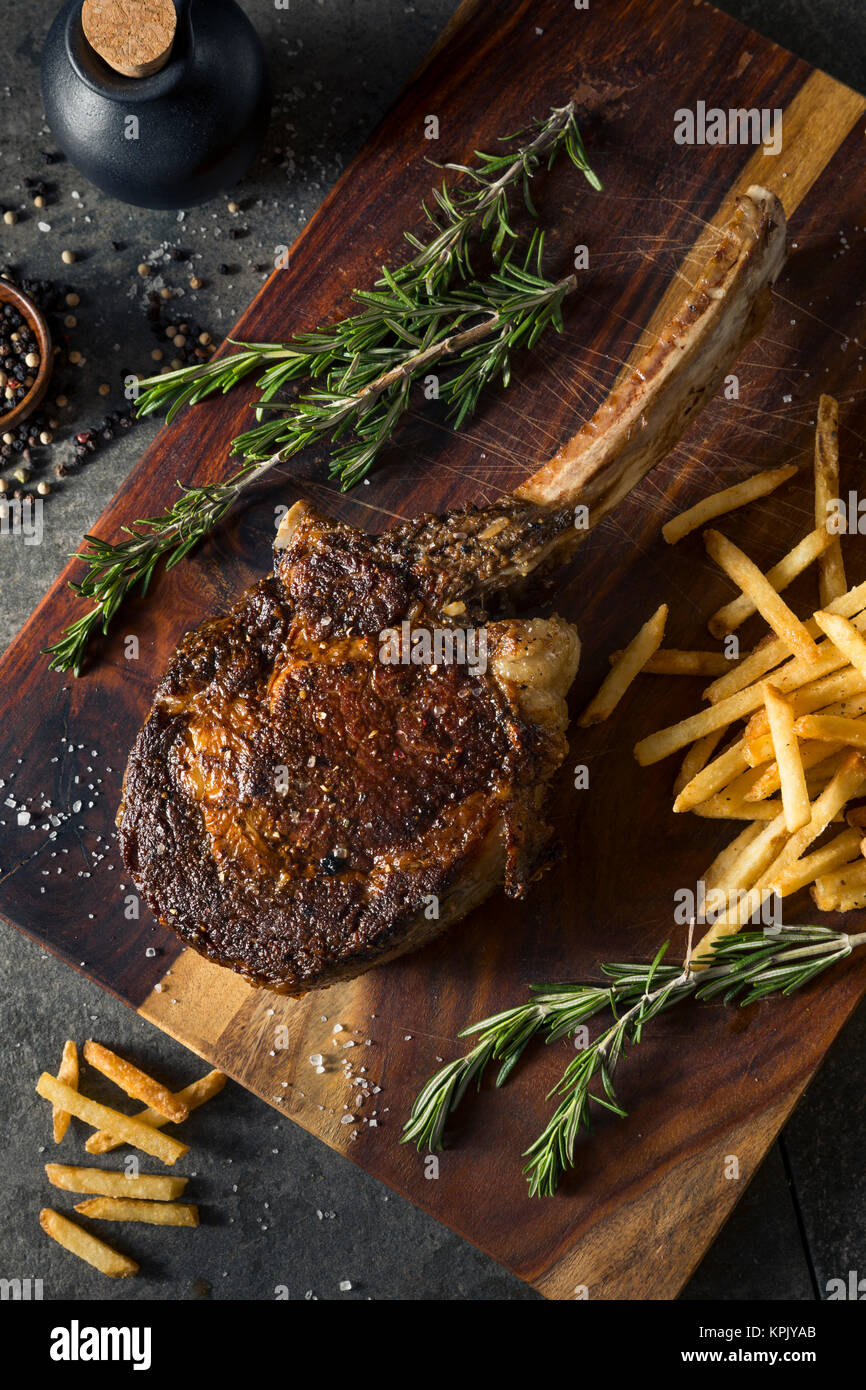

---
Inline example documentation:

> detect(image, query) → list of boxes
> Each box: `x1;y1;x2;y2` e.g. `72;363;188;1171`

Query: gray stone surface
0;0;864;1302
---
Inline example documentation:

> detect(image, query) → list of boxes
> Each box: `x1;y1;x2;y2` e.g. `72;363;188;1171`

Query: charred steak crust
118;508;573;992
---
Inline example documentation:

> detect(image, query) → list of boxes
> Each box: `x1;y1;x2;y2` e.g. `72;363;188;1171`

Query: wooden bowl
0;280;53;431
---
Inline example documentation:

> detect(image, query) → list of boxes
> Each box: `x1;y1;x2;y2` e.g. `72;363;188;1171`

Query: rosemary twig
225;235;576;487
43;454;282;675
132;101;599;423
402;926;865;1197
46;104;600;674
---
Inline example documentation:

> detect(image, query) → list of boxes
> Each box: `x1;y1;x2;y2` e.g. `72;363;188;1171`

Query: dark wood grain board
1;0;865;1298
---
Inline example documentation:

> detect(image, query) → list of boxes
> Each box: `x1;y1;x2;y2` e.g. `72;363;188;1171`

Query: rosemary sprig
46;102;599;675
226;234;576;487
402;925;864;1197
132;101;599;423
43;455;281;675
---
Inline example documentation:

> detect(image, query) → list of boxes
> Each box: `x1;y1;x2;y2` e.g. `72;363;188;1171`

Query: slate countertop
0;0;864;1302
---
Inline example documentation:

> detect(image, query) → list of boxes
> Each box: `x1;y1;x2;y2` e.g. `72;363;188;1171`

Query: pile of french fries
580;396;866;960
36;1037;225;1277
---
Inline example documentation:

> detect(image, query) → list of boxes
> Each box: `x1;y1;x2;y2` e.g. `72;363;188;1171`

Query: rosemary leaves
45;101;599;674
401;925;865;1197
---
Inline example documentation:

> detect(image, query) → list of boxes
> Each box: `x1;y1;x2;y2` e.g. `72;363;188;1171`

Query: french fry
692;796;783;820
813;610;866;681
609;648;731;676
811;859;866;912
86;1069;226;1155
823;883;866;912
83;1041;189;1124
847;805;866;829
744;666;866;750
674;729;724;798
39;1208;138;1278
673;737;750;813
579;604;667;726
704;530;821;664
690;812;788;961
691;886;778;965
762;752;866;893
794;713;866;750
45;1164;188;1201
814;394;846;606
73;1198;199;1228
745;739;844;801
710;812;788;892
770;828;862;898
708;526;834;637
53;1040;78;1145
763;684;810;831
704;579;866;704
36;1074;188;1165
804;751;849;794
637;641;866;767
693;763;866;960
661;464;798;545
701;822;765;891
827;695;866;720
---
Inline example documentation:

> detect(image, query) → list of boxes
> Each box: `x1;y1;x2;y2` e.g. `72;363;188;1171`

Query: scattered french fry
701;822;764;892
674;729;724;798
762;752;866;893
83;1041;189;1124
708;526;834;637
704;530;821;664
744;666;866;750
608;648;731;676
794;713;866;750
86;1070;226;1155
704;580;866;704
579;604;667;726
771;829;862;898
824;883;866;912
691;885;778;965
811;859;866;912
661;464;798;545
813;610;866;682
36;1074;188;1165
45;1164;188;1201
39;1208;138;1278
673;737;750;813
53;1040;78;1146
692;796;782;821
763;684;810;831
637;640;866;767
814;394;846;606
745;739;844;801
73;1198;199;1228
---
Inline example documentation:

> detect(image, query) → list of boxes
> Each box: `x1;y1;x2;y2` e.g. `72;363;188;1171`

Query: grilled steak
118;187;786;993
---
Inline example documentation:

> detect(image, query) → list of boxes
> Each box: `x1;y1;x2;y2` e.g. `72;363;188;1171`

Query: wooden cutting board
2;0;865;1299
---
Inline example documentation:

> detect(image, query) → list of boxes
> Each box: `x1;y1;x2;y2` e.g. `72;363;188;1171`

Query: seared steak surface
118;502;580;991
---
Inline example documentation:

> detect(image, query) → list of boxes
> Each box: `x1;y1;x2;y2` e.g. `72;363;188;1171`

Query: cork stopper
81;0;177;79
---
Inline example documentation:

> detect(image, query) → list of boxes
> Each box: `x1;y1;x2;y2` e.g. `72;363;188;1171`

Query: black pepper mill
41;0;271;209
